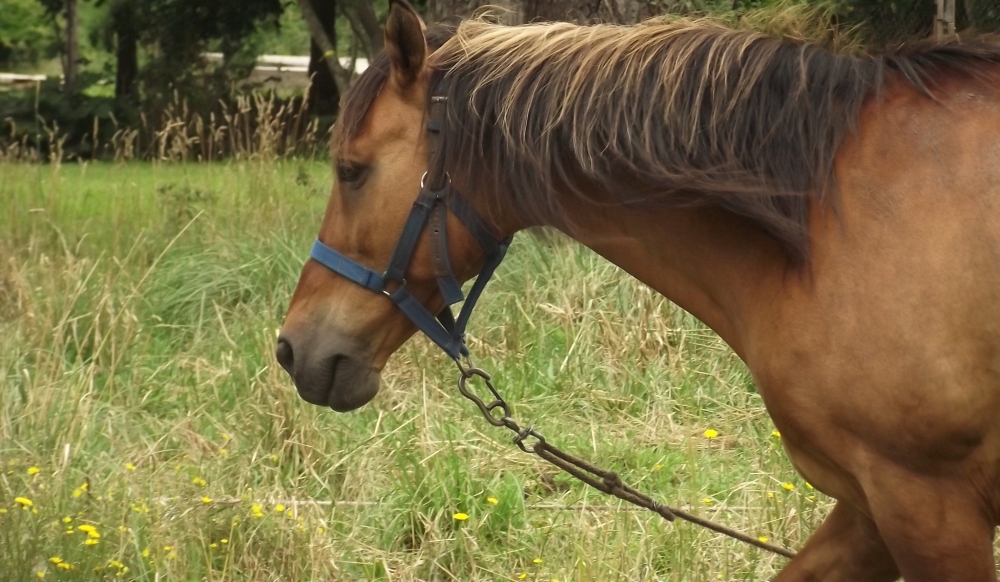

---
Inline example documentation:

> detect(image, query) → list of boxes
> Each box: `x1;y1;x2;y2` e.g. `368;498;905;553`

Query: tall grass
0;160;820;581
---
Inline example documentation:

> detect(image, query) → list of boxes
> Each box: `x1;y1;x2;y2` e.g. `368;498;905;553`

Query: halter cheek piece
309;83;512;359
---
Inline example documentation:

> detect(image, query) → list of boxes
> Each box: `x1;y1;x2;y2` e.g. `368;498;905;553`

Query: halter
309;81;512;359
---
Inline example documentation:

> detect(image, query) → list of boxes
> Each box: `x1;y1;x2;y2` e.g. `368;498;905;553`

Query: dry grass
0;160;821;581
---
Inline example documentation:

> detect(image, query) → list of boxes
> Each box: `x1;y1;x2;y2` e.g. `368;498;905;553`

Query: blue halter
309;90;511;359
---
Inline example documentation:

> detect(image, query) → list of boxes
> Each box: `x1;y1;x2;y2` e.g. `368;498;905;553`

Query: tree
299;0;341;116
109;0;137;102
36;0;81;93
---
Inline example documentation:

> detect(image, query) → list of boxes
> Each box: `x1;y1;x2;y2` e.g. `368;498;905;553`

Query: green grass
0;160;820;581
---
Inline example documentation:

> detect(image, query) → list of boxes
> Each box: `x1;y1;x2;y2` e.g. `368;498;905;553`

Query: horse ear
385;0;428;89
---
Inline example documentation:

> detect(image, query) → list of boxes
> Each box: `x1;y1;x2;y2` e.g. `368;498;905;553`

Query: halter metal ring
420;171;452;190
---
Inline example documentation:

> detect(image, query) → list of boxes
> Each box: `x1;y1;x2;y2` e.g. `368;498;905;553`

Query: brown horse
277;1;1000;579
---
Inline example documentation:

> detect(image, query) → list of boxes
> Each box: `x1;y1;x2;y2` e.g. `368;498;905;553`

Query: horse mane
335;17;1000;262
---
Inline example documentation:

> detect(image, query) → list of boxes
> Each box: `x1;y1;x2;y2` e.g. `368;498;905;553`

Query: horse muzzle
275;333;380;412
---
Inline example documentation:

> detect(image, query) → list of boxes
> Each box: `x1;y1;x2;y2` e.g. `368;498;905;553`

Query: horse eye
336;162;366;185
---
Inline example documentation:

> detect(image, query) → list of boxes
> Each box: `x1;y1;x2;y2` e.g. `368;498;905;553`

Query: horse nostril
275;338;295;374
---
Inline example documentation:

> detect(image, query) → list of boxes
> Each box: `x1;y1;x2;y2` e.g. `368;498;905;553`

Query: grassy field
0;160;821;581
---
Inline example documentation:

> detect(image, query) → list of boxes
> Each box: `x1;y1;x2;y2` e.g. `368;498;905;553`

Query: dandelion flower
533;558;543;565
703;429;719;439
0;508;6;514
209;543;218;549
27;467;40;475
65;529;74;535
49;557;63;564
220;539;229;544
702;497;714;505
14;496;33;508
518;575;528;580
191;476;207;487
219;449;228;457
163;546;172;552
757;536;769;543
251;504;264;518
767;492;775;499
453;512;469;521
487;497;498;505
274;504;284;513
125;463;135;471
652;463;663;472
141;549;149;558
56;563;72;571
805;482;814;490
83;539;99;546
62;516;72;524
77;525;96;534
781;482;795;491
201;497;212;504
35;570;45;578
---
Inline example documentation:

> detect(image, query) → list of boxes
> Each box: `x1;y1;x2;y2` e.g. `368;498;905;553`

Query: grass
0;160;822;581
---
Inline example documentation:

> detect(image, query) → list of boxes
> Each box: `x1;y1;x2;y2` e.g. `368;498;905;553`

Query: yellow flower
35;570;45;578
201;497;212;504
77;525;96;533
56;563;72;571
251;503;264;518
141;549;149;558
767;492;775;498
219;449;228;457
49;557;63;564
209;543;218;549
274;504;284;513
771;430;781;438
652;463;663;472
72;482;88;498
453;512;469;521
163;546;172;552
533;558;543;565
83;539;99;546
62;516;72;524
757;536;769;543
14;496;33;508
125;463;135;471
192;476;207;487
518;575;528;580
702;497;714;505
27;467;40;475
703;429;719;439
108;560;124;569
487;497;498;505
0;508;6;514
781;482;795;491
220;539;229;544
118;525;127;532
65;529;74;535
805;482;814;490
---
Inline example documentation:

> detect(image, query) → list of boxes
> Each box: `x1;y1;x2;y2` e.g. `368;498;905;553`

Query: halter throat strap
309;82;512;359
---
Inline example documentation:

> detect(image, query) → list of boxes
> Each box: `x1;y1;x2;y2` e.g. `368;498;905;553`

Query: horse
276;1;1000;579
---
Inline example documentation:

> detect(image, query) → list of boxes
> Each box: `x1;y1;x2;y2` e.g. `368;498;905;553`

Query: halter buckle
420;171;452;191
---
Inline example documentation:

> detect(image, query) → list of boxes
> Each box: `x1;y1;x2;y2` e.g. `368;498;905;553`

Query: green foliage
0;0;58;68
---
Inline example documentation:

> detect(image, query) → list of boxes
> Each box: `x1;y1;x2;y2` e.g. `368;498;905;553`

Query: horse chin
295;354;381;412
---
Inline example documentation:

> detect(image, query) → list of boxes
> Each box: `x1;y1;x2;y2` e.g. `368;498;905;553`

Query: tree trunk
300;0;341;116
65;0;79;92
343;0;383;56
114;1;138;103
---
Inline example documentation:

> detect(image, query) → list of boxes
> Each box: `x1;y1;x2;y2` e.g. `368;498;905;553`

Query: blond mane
338;16;1000;260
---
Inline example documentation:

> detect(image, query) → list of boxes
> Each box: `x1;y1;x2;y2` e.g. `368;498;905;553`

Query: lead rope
455;359;798;560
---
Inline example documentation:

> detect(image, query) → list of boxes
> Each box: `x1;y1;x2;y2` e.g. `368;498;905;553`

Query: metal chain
454;358;798;560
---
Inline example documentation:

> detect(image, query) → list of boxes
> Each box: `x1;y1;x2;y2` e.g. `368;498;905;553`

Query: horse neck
543;195;791;360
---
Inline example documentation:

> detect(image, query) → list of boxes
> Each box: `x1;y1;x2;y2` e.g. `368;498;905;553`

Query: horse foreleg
774;501;900;582
866;468;997;582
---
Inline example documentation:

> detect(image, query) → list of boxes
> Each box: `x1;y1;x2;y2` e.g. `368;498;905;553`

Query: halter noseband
309;82;512;359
